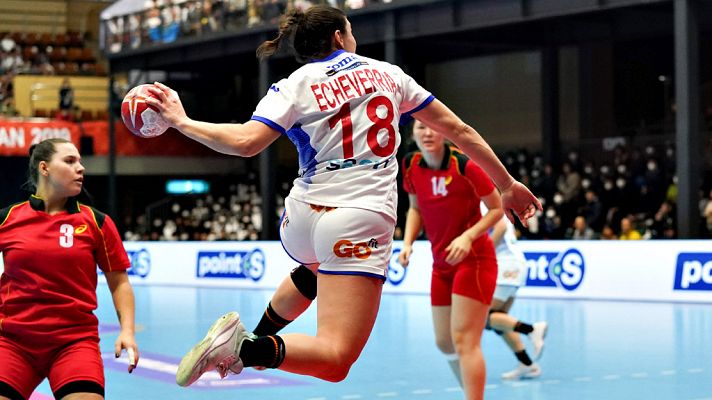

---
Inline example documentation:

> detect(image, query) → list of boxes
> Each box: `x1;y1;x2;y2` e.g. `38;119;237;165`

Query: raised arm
412;99;542;225
145;82;281;157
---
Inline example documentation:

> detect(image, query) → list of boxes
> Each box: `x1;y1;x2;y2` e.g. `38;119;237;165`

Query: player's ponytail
257;5;347;64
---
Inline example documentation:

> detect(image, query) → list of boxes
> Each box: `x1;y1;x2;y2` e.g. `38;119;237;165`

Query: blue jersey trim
399;95;436;126
286;126;318;183
311;49;346;63
251;116;286;135
317;269;387;281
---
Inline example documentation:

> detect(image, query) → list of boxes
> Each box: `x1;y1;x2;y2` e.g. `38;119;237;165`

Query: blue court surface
31;286;712;400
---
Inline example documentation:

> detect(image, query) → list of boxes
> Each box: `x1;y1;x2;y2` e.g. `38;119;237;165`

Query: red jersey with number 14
402;145;496;267
0;196;130;347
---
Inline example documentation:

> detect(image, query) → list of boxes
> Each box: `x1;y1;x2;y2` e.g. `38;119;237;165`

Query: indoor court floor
30;285;712;400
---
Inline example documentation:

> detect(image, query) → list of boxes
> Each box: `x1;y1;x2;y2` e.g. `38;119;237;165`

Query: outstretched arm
412;100;542;225
145;82;281;157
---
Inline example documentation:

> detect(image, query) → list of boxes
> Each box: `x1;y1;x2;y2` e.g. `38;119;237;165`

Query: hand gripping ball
121;84;170;138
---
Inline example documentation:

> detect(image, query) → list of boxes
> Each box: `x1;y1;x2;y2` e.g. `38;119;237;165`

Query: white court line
341;395;362;399
445;387;463;392
602;374;621;380
630;372;648;378
688;368;704;373
542;379;561;384
484;384;499;390
660;370;676;375
376;392;398;397
306;397;327;400
574;377;592;382
412;389;433;395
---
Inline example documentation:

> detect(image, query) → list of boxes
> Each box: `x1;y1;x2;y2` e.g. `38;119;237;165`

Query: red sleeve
96;215;131;273
465;160;496;197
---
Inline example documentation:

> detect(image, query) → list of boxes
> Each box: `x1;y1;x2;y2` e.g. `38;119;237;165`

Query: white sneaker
528;321;548;360
175;311;253;387
501;363;542;380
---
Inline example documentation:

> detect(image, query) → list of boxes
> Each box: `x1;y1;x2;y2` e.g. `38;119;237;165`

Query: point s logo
333;239;375;259
524;248;585;291
674;253;712;291
386;248;407;286
196;249;265;281
127;248;151;278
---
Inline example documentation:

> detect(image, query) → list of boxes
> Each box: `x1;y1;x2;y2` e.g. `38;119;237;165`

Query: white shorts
492;285;519;302
279;197;394;280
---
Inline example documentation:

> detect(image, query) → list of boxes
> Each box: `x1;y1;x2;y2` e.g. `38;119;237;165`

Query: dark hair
256;5;347;63
25;138;72;191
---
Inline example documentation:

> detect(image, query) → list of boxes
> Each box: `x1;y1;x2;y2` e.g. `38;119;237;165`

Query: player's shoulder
0;201;27;227
79;204;108;229
449;146;472;176
402;151;423;170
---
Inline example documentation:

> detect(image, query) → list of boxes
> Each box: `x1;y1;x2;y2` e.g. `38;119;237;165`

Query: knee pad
290;265;316;300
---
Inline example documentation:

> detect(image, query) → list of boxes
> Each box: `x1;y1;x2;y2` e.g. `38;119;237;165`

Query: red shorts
430;237;498;306
0;336;105;399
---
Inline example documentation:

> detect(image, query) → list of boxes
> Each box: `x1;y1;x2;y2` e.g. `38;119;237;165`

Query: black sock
253;302;293;336
240;335;286;369
513;321;533;334
515;350;533;366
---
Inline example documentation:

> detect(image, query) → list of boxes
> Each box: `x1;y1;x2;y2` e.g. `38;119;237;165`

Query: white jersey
480;203;527;287
252;50;434;221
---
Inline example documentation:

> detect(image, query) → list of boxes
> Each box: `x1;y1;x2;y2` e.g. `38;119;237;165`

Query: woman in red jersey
399;119;503;399
0;138;138;400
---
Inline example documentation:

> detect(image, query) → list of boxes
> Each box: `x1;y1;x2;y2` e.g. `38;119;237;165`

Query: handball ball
121;84;170;138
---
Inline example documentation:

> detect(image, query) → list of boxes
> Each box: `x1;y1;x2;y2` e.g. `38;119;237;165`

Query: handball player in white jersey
481;203;548;380
145;5;540;395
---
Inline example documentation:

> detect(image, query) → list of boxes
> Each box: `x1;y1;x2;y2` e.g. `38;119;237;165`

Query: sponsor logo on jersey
524;248;585;291
325;155;394;171
127;248;151;278
196;249;265;281
674;253;712;291
333;239;377;259
325;55;369;76
74;224;88;234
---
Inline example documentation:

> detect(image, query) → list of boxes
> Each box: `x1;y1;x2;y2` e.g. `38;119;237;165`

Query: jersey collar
29;195;81;214
418;145;453;171
310;49;346;63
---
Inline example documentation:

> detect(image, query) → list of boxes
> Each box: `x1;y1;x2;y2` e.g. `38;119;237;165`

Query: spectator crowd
104;0;395;53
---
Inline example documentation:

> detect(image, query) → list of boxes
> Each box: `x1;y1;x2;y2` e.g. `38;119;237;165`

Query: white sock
444;353;462;386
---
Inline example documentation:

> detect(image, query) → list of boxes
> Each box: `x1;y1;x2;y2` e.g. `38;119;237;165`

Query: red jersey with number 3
402;145;496;266
0;196;130;346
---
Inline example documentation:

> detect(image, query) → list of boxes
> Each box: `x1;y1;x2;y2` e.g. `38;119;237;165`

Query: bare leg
269;264;318;320
278;273;383;382
431;306;461;385
451;294;489;400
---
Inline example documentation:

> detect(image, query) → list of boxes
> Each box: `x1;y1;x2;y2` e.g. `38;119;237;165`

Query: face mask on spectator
617;165;626;174
584;165;593;175
647;161;657;171
545;208;556;219
601;165;610;175
616;178;626;189
531;169;540;178
604;181;613;191
582;179;591;189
